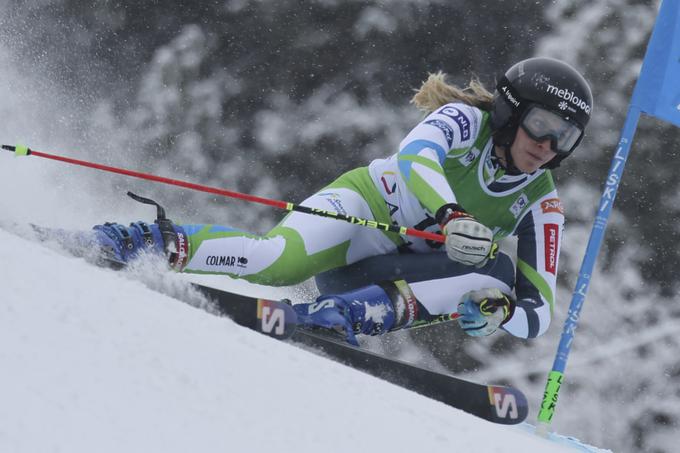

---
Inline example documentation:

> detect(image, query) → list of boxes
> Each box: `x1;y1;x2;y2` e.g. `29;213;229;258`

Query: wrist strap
435;203;471;228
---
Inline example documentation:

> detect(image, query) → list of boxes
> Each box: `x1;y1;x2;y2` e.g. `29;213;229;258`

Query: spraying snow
0;226;611;453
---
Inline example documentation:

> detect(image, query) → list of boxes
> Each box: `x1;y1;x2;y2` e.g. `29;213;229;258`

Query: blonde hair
410;71;494;113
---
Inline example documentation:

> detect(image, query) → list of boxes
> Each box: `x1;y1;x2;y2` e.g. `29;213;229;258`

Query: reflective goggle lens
521;107;583;154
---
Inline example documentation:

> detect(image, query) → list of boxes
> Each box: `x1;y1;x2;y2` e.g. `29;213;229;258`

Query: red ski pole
2;144;446;243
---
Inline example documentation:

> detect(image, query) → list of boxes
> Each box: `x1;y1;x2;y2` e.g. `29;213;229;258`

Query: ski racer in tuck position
77;57;593;345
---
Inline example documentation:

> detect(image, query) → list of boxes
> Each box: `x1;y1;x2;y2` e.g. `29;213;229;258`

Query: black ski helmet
491;57;593;169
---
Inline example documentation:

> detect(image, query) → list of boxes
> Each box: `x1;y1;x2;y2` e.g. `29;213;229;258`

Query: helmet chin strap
493;145;523;175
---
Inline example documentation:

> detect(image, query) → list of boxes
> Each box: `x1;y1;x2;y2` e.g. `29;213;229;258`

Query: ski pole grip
15;144;30;156
2;144;30;156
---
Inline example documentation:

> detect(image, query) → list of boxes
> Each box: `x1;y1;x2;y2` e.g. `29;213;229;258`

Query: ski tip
256;299;297;340
486;385;529;424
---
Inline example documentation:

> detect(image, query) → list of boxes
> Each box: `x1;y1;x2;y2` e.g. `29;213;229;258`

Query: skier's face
510;127;557;173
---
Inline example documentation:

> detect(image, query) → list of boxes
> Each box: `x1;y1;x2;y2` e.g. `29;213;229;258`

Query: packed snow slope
0;227;600;453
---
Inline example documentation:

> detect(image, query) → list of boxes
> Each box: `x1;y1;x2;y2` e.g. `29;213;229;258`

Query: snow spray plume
1;144;447;244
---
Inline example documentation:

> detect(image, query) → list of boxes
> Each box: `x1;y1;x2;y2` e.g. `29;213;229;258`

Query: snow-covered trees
1;1;677;451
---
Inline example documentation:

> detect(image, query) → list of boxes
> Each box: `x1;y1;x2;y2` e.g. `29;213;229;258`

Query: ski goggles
520;105;584;154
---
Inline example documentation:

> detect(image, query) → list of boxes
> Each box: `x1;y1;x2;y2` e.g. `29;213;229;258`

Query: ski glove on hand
457;288;514;337
436;204;495;267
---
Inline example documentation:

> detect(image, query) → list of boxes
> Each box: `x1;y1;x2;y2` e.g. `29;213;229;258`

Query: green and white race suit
179;103;564;339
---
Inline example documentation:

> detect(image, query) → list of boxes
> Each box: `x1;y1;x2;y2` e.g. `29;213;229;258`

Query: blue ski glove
92;221;188;269
457;288;514;337
293;283;407;346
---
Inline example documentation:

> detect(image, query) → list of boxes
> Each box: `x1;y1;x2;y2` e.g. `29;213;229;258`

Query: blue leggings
315;251;515;316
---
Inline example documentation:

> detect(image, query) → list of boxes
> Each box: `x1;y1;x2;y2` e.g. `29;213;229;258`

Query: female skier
86;57;593;345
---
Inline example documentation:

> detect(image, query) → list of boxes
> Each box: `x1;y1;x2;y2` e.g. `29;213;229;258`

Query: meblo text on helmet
546;83;591;115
